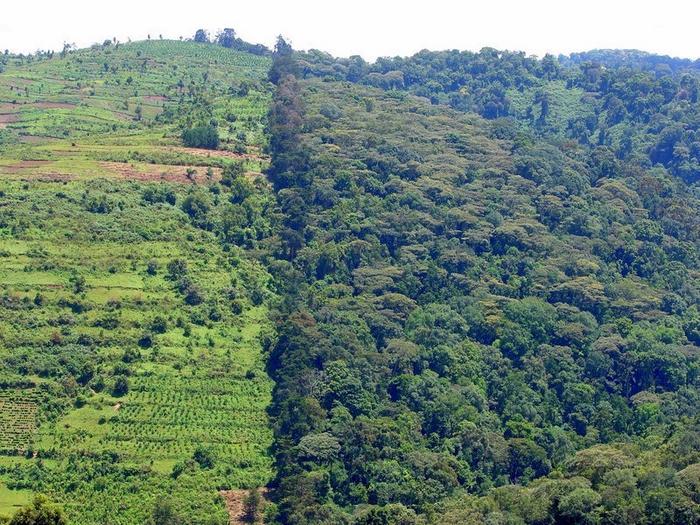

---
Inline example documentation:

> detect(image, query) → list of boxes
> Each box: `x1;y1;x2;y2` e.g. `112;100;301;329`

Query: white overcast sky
1;0;699;61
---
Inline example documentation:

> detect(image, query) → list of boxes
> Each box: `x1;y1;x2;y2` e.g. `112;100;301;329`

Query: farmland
0;40;275;524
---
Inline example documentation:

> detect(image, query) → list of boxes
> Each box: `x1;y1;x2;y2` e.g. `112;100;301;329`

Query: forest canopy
261;41;700;524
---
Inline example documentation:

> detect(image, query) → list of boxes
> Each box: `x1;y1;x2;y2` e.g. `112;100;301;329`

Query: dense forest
262;41;700;524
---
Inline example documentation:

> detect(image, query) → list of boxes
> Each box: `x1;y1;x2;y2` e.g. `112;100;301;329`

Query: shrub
8;495;67;525
150;316;168;334
112;375;129;397
243;489;263;523
192;446;215;469
146;260;158;275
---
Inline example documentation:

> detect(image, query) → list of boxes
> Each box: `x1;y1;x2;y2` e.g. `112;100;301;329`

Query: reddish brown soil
143;95;168;103
99;161;222;184
19;135;52;144
170;147;263;161
0;113;19;123
220;489;268;525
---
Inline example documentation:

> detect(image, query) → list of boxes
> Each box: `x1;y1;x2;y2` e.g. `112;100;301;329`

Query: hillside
0;40;275;524
1;35;700;525
264;45;700;524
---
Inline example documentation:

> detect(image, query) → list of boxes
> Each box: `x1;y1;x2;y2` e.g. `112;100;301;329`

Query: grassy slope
0;41;274;524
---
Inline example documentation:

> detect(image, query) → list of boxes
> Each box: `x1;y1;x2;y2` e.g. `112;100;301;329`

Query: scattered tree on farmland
192;446;215;469
216;28;236;48
147;499;182;525
182;125;219;149
193;29;209;43
8;496;66;525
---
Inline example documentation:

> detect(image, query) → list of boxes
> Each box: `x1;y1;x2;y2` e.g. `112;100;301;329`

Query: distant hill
560;48;700;72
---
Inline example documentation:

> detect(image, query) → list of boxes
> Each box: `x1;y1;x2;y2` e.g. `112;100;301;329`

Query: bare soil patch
99;161;222;184
0;113;18;129
220;489;268;525
143;95;168;103
19;135;52;144
170;147;263;162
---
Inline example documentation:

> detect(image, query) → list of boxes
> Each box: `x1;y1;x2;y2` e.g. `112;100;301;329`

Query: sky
1;0;699;61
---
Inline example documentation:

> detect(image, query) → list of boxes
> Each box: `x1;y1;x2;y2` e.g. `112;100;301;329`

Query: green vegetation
0;39;275;524
3;29;700;525
264;43;700;523
182;125;220;149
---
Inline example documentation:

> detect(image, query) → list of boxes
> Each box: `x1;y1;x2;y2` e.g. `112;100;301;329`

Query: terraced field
0;40;276;524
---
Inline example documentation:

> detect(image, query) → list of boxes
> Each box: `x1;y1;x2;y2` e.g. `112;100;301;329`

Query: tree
268;36;297;85
9;496;66;525
216;28;236;48
193;446;215;469
182;125;219;149
193;29;209;43
112;375;129;397
243;489;263;523
69;272;86;294
166;259;188;281
147;499;182;525
181;190;211;228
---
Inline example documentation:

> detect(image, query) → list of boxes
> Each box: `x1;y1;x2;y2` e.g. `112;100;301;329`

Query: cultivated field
0;40;275;524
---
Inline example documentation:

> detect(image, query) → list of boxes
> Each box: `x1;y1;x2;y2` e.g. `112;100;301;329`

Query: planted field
0;40;275;524
0;390;38;452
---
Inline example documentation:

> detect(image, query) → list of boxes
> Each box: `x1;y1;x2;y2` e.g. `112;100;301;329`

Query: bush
8;495;67;525
112;376;129;397
192;446;215;469
150;316;168;334
243;489;263;523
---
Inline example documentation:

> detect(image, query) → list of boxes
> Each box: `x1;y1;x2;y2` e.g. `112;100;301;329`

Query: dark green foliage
192;446;215;469
111;375;129;397
8;496;66;525
147;500;182;525
193;29;209;44
182;125;219;149
265;50;700;524
243;489;262;523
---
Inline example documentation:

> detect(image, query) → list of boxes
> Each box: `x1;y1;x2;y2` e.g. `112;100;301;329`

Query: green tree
243;489;263;523
8;496;66;525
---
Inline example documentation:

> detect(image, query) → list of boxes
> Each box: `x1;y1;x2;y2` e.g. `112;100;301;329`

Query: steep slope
0;41;276;524
264;51;700;523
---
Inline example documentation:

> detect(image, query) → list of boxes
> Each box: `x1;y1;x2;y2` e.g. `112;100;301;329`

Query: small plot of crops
0;391;38;452
0;39;271;185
